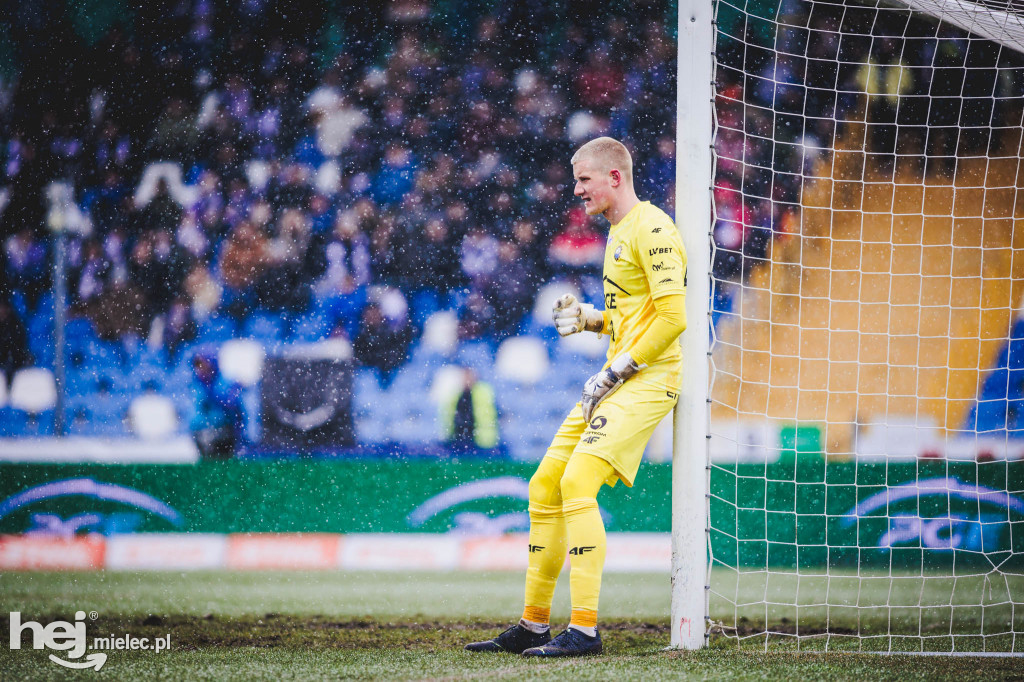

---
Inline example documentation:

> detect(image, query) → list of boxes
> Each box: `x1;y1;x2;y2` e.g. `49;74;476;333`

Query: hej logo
9;611;107;670
9;611;171;670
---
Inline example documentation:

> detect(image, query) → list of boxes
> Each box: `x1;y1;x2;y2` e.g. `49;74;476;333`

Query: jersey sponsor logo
529;544;545;553
603;276;630;295
568;546;596;555
666;391;678;399
613;245;623;261
658;278;674;284
651;227;662;233
589;416;607;429
581;435;601;444
649;247;673;256
652;262;675;272
604;292;617;309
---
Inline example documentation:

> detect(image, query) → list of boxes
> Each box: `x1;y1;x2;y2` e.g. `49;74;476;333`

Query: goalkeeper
466;137;687;657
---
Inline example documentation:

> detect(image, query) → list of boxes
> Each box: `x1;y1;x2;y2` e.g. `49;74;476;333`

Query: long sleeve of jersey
629;293;686;366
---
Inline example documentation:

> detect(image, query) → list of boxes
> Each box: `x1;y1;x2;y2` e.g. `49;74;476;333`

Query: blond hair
571;137;633;185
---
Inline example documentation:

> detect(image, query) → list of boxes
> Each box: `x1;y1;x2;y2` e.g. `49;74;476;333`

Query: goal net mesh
708;0;1024;652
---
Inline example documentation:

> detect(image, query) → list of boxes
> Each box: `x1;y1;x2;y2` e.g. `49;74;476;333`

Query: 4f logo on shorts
568;546;596;555
582;435;600;444
528;545;545;553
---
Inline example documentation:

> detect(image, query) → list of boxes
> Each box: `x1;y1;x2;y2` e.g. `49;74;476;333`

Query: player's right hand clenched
552;293;604;337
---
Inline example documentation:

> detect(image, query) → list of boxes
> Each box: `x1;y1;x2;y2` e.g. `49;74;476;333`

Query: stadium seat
129;393;180;440
0;406;27;435
429;365;468;405
218;339;265;387
9;368;57;414
557;327;608;359
454;341;494;378
243;312;285;343
980;367;1010;401
495;337;549;385
532;280;582;328
197;315;237;345
973;399;1009;433
421;310;458;356
22;409;56;437
288;310;332;342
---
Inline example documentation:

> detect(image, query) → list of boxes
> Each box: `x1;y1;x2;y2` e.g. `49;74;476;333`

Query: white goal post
672;0;715;651
672;0;1024;653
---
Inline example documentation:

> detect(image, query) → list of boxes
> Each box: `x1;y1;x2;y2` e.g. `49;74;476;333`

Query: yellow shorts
543;372;679;487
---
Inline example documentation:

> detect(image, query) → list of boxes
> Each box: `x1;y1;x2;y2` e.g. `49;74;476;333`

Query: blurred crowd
712;0;1024;281
3;0;1020;389
0;0;676;381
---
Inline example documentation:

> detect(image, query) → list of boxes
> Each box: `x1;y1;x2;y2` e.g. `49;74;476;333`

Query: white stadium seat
10;368;57;414
532;280;582;327
495;336;549;385
129;394;179;440
218;339;265;387
421;310;458;356
429;365;467;404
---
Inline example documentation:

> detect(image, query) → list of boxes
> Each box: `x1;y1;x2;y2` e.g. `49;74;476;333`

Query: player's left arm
629;220;688;365
581;216;687;421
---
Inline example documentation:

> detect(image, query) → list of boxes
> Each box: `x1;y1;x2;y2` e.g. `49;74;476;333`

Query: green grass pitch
1;570;1022;680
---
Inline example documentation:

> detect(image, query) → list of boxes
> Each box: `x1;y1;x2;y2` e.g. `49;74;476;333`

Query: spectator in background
4;227;49;308
218;220;269;321
548;206;605;275
315;207;372;338
182;262;223;323
138;178;184;234
353;299;413;388
0;297;32;388
460;224;500;290
260;207;315;312
129;228;186;318
440;366;499;452
457;290;496;343
189;349;243;459
374;143;418;206
158;296;198;361
486;240;534;339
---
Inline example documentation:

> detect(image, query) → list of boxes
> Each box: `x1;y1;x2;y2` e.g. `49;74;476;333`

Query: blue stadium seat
196;316;236;345
243;312;285;343
10;290;28;322
21;410;55;437
0;407;29;436
66;367;100;396
453;341;495;378
973;400;1009;433
980;368;1009;401
288;310;332;342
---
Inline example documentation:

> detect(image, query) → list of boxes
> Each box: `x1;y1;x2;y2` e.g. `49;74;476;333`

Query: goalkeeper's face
572;159;614;217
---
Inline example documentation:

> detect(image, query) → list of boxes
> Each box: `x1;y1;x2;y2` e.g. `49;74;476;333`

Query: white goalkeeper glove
552;293;604;337
581;352;646;423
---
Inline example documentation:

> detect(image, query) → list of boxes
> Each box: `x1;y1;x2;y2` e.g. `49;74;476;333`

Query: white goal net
706;0;1024;653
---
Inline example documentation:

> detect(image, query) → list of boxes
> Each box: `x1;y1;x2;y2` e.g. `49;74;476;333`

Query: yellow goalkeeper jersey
602;201;686;387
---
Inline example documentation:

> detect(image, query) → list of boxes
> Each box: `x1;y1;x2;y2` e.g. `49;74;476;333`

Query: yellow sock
523;458;568;620
559;452;614;624
523;501;566;622
563;496;606;618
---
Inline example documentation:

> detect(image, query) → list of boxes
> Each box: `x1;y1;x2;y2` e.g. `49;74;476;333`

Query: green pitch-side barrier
0;457;1021;568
